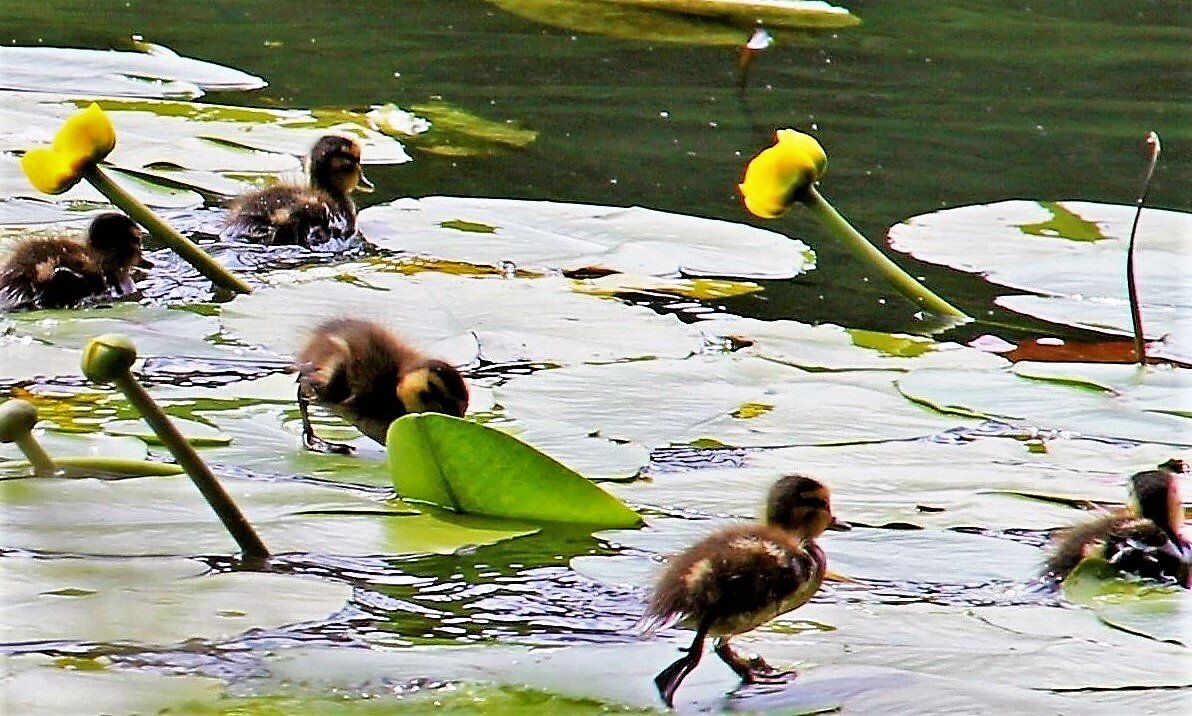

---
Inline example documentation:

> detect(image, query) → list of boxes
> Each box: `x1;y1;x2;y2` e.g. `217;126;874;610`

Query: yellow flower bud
738;129;828;219
20;103;116;195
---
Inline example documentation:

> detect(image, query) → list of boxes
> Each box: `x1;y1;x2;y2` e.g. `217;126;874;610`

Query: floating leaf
2;555;350;644
888;201;1192;362
487;0;857;46
572;274;761;300
697;316;1008;370
369;100;539;157
102;417;231;447
896;367;1191;446
357;197;813;279
1062;557;1191;645
220;267;705;366
0;43;266;98
387;413;642;528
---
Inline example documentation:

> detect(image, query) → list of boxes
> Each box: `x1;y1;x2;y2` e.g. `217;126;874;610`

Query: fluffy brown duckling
295;318;470;454
0;212;146;310
1044;459;1189;587
222;134;373;248
644;474;848;708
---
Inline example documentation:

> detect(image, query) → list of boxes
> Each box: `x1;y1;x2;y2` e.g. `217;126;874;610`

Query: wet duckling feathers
222;135;372;248
0;212;145;310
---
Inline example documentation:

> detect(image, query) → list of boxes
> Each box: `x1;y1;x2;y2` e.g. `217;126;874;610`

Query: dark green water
6;0;1189;333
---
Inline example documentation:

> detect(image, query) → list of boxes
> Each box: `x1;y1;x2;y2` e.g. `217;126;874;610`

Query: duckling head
397;360;470;418
308;135;373;197
86;212;146;283
1130;460;1187;546
765;474;848;540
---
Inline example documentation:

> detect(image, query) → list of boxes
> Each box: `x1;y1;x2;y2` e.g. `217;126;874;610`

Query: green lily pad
1011;362;1190;417
369;100;539;157
494;355;973;466
220;267;705;366
1063;557;1192;645
387;413;642;528
3;657;224;716
888;201;1192;362
102;417;231;447
487;0;857;46
0;42;266;98
697;316;1008;370
0;91;410;211
896;367;1191;447
0;472;533;557
572;274;761;300
1;555;351;644
357;197;813;280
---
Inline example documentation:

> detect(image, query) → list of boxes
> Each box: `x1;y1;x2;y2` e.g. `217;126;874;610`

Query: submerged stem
1126;132;1160;366
83;165;252;295
799;186;969;323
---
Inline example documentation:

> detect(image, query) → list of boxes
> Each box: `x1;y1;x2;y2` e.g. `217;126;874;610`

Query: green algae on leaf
387;413;642;528
888;201;1191;362
1063;557;1191;645
357;197;813;280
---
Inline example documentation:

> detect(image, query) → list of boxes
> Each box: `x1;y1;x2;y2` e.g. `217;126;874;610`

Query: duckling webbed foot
654;621;709;708
298;385;354;455
714;638;795;684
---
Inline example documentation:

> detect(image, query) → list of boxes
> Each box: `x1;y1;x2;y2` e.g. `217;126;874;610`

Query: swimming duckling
0;212;146;310
644;474;848;708
222;134;373;248
1044;459;1189;587
295;318;470;454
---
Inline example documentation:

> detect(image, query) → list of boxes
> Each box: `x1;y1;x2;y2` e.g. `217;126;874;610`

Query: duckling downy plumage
644;474;848;708
222;134;373;248
0;212;146;310
1045;459;1189;587
295;318;469;454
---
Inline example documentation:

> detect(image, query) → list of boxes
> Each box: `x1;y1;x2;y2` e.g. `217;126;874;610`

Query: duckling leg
297;385;354;455
654;619;710;708
714;637;794;684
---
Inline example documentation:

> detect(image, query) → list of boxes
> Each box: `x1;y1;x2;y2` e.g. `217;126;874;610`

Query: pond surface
1;1;1190;714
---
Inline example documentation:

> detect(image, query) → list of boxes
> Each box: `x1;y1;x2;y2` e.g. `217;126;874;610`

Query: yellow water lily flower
738;129;827;219
20;103;116;194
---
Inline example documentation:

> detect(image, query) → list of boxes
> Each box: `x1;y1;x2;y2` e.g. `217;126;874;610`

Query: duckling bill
0;212;147;310
1044;459;1189;588
644;474;848;708
295;318;469;454
222;134;373;248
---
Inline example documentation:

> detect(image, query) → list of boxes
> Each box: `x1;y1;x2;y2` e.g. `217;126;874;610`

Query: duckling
222;134;374;248
644;474;848;708
0;212;146;310
295;318;469;454
1044;459;1189;587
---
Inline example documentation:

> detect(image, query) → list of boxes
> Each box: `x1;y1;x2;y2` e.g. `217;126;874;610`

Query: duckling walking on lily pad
1045;459;1189;587
222;135;373;248
644;474;848;708
295;318;469;454
0;212;147;310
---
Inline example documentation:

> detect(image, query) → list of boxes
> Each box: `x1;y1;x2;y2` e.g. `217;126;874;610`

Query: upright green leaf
387;414;641;528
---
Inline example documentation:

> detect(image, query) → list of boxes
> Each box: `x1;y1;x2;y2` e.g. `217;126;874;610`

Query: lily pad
102;416;231;447
3;657;224;716
0;472;534;557
494;355;972;468
388;413;642;528
697;316;1008;370
220;267;705;366
0;91;410;211
1;555;351;644
887;201;1192;361
572;274;762;300
370;100;539;157
1011;362;1190;417
1062;558;1192;645
896;367;1191;447
357;197;812;279
487;0;856;46
0;42;266;98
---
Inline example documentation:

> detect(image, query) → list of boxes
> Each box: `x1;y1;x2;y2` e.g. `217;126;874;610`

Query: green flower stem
0;400;56;476
82;335;269;559
800;186;969;322
83;165;253;296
